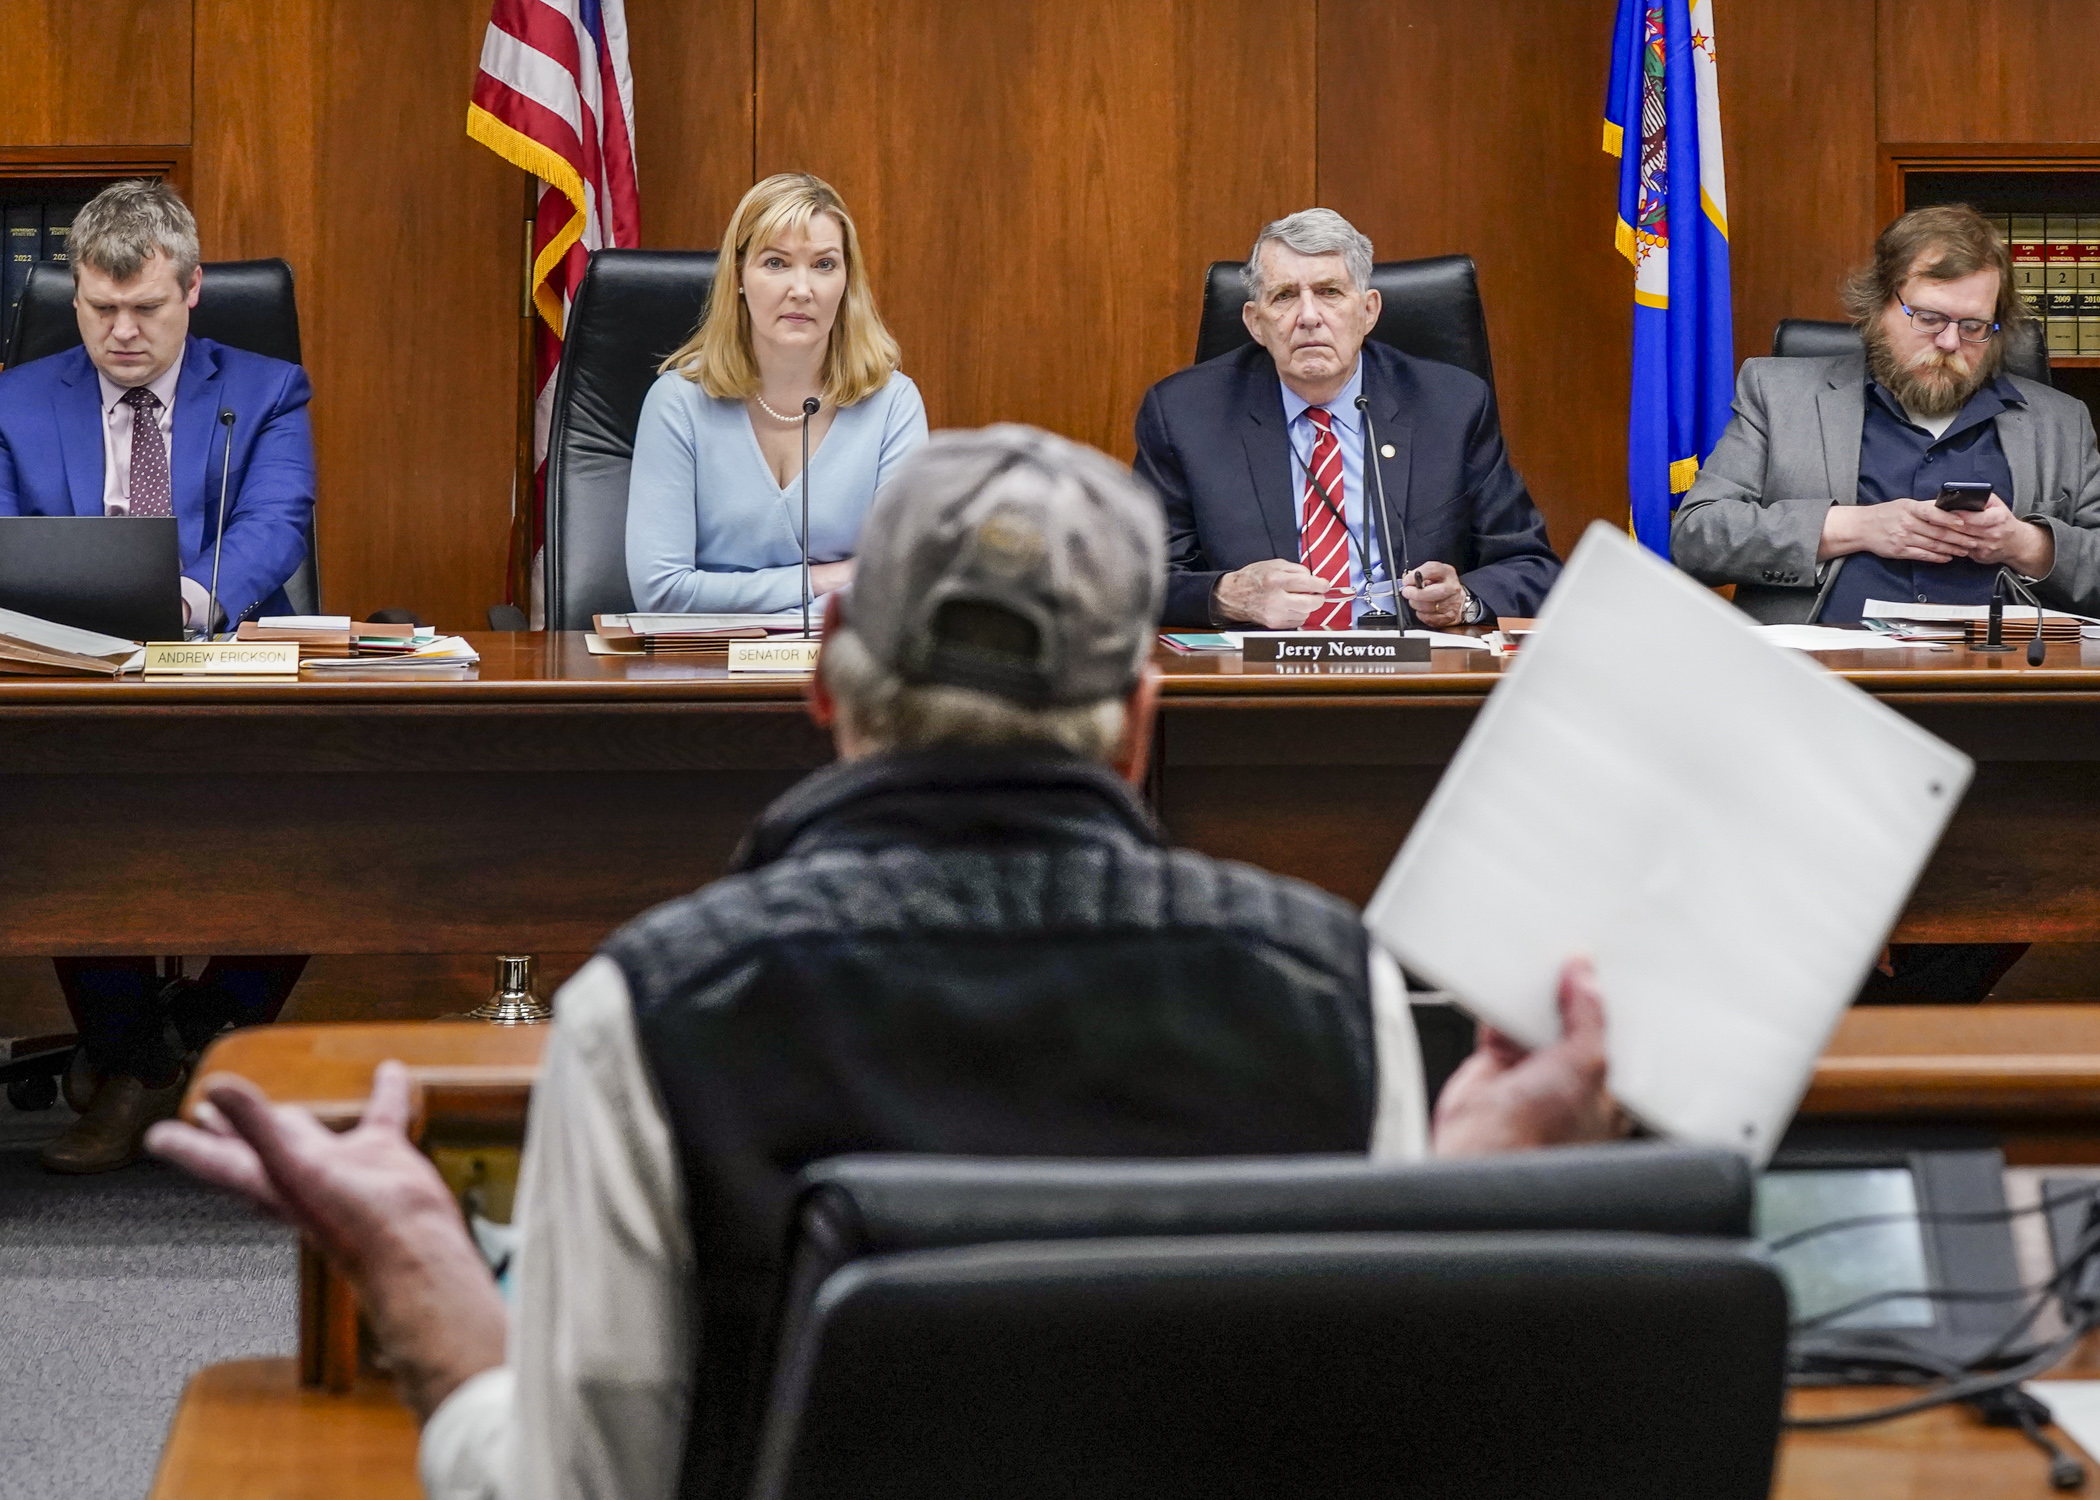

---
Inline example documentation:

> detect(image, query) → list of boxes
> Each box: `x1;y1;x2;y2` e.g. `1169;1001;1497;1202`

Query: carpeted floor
0;1099;298;1500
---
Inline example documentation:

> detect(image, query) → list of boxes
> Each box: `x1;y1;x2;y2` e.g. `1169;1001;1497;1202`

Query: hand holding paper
1365;524;1972;1162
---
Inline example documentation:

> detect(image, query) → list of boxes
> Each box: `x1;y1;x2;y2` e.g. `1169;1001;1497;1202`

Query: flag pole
509;177;537;613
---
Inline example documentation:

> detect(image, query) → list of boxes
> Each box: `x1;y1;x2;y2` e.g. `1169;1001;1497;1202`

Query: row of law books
1;199;82;354
2004;213;2100;356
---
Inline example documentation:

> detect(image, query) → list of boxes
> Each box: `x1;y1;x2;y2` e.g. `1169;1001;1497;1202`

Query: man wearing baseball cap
151;426;1619;1500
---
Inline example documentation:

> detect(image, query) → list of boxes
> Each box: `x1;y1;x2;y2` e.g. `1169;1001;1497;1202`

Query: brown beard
1864;313;2001;418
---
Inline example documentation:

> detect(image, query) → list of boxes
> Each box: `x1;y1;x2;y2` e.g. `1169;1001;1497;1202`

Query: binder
2;202;40;350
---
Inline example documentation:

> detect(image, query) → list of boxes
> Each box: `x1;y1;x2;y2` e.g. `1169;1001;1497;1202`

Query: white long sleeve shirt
420;947;1429;1500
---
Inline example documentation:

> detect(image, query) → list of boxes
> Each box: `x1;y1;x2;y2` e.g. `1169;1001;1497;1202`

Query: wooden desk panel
148;1359;418;1500
7;633;2100;956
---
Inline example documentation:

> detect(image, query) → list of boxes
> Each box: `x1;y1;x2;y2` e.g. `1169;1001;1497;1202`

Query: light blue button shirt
1277;360;1391;620
625;370;928;614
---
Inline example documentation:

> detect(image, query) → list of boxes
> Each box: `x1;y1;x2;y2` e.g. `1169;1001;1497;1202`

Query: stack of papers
299;635;479;670
592;613;789;657
1752;624;1934;653
241;617;425;658
1864;597;2099;644
0;607;144;676
1363;524;1972;1162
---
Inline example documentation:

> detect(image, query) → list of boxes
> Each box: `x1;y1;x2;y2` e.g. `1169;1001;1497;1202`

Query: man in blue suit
1135;209;1561;630
0;180;312;1172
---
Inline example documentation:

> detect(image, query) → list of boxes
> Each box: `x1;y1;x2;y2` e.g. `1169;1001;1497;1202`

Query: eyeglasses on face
1899;302;1999;343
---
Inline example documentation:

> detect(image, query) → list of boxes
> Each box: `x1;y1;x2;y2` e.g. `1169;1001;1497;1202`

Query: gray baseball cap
844;424;1166;707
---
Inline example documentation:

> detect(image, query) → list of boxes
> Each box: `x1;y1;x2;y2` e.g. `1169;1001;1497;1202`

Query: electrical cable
1764;1180;2100;1255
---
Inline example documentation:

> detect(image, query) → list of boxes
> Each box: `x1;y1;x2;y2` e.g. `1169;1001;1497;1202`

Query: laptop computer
0;516;184;642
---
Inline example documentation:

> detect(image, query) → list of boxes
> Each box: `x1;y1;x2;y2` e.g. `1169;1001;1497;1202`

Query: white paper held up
1362;523;1972;1162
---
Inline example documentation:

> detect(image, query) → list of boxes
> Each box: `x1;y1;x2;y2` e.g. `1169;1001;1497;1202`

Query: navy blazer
0;336;315;624
1134;341;1561;627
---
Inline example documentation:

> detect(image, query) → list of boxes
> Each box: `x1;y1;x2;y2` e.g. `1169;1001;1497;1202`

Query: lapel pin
1380;444;1396;459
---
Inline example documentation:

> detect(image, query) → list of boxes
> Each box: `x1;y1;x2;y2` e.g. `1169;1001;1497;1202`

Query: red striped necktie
1299;406;1352;630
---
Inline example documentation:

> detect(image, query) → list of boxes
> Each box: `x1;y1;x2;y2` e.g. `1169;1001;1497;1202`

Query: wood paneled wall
7;0;2100;628
0;0;191;145
756;0;1315;466
1319;0;1628;554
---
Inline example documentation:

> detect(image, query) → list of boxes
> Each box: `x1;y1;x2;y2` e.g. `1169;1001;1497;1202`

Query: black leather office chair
748;1146;1788;1500
1193;254;1498;390
2;258;322;614
543;249;718;631
1772;316;2053;388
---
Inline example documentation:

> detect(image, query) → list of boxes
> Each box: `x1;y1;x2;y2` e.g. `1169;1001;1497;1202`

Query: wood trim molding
1878;141;2100;225
0;145;194;199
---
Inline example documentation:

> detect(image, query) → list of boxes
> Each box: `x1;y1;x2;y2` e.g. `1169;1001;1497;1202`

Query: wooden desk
6;632;2100;958
156;1009;2100;1498
149;1360;418;1500
1779;1375;2100;1498
0;631;2095;958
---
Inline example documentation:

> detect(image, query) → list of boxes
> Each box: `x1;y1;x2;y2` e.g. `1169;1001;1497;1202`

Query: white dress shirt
96;354;214;629
419;946;1429;1500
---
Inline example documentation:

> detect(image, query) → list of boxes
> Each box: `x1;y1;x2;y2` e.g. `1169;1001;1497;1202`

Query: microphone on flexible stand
800;396;819;638
198;409;236;641
1355;394;1409;629
1974;571;2014;653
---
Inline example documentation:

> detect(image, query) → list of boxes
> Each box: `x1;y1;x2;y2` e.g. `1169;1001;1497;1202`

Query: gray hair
69;180;200;285
818;624;1128;763
1241;208;1374;300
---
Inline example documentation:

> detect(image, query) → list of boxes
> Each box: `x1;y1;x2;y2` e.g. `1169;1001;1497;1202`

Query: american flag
468;0;640;607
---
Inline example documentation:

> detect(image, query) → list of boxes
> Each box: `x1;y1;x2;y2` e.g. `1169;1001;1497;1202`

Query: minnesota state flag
1605;0;1734;558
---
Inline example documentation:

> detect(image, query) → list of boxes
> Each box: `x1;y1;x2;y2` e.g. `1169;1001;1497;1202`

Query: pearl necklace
754;394;818;424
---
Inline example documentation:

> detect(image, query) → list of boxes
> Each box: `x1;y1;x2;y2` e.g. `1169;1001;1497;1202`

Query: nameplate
141;641;301;676
726;638;821;674
1242;634;1432;664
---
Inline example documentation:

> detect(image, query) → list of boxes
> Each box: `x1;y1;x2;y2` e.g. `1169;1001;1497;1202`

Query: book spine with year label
2081;214;2100;357
2011;214;2047;330
2;203;40;354
2044;213;2080;355
39;202;79;269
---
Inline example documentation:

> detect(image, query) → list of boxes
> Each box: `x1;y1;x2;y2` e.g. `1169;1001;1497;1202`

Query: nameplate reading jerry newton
1241;634;1432;664
726;638;821;673
142;641;302;676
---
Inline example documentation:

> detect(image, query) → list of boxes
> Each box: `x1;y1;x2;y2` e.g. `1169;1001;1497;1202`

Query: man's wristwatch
1459;586;1485;625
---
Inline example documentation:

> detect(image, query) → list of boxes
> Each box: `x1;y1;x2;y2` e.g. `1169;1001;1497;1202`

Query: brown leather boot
39;1071;188;1175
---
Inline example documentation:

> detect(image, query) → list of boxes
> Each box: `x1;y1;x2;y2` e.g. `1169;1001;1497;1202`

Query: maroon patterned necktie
122;386;172;518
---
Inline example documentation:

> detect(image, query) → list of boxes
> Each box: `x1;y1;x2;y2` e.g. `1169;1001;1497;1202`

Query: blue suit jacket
1134;341;1562;627
0;336;315;624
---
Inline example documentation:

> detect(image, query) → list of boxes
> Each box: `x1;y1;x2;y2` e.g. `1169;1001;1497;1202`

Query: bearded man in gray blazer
1673;204;2100;626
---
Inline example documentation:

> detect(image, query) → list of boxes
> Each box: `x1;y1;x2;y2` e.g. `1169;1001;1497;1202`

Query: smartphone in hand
1934;481;1994;513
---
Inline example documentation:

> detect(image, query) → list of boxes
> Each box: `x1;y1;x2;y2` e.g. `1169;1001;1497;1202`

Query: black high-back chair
1194;254;1498;389
542;249;718;631
747;1146;1788;1500
2;258;321;614
1772;316;2053;387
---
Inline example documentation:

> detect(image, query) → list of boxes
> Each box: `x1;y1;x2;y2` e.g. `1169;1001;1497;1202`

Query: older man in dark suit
1134;209;1560;630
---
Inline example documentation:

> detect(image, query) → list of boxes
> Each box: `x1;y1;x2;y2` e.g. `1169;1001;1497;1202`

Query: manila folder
1362;523;1972;1162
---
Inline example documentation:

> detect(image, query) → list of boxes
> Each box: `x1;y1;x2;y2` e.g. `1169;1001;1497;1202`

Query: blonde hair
659;172;900;407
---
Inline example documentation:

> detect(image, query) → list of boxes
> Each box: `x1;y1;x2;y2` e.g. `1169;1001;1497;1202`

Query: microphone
1355;393;1410;628
1996;568;2053;667
800;396;820;639
201;409;235;641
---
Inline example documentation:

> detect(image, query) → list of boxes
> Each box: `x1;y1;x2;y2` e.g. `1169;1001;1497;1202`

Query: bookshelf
1882;144;2100;426
0;148;190;359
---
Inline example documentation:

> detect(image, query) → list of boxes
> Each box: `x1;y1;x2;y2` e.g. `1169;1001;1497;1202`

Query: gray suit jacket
1671;353;2100;622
